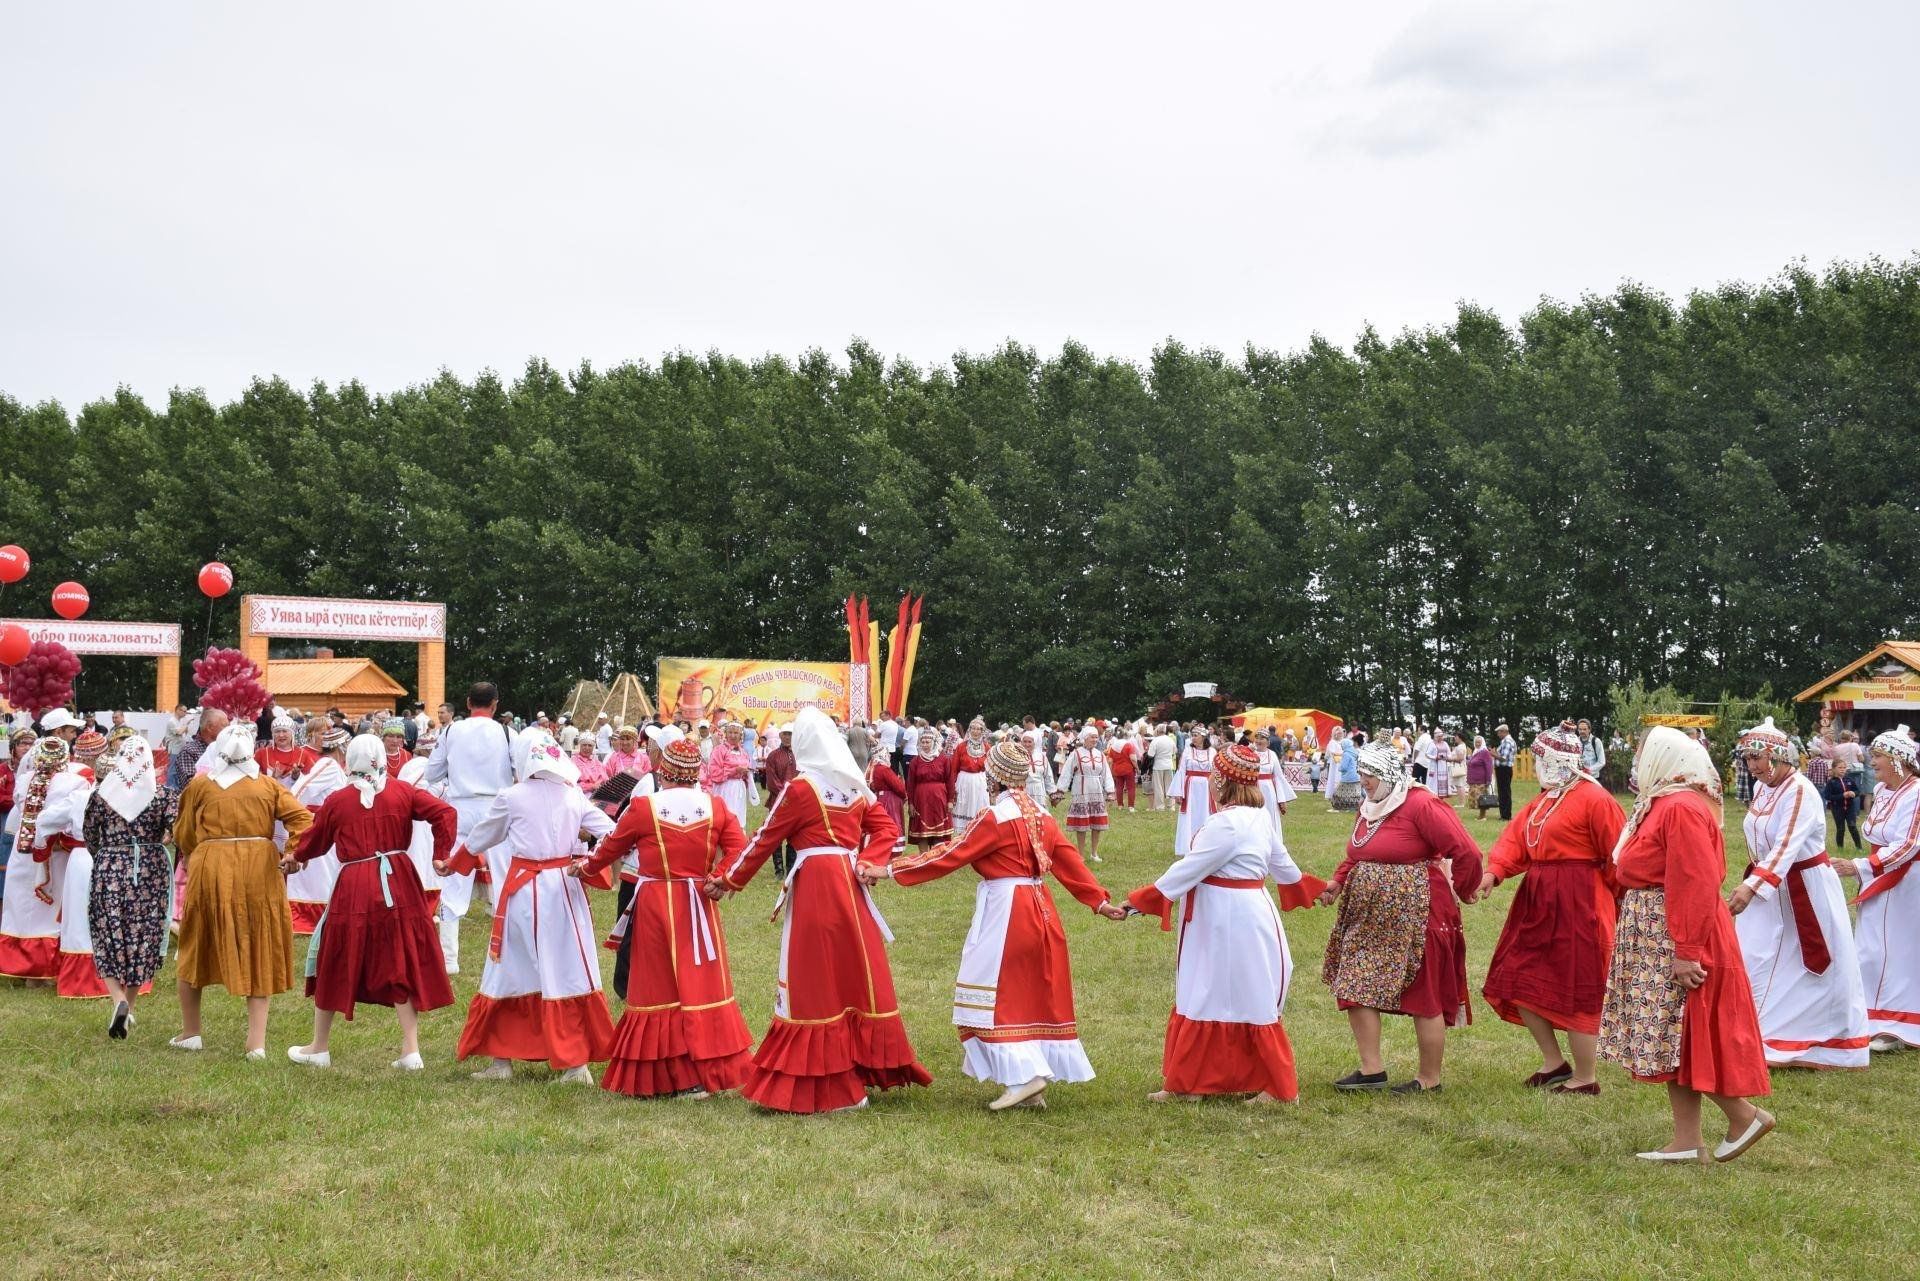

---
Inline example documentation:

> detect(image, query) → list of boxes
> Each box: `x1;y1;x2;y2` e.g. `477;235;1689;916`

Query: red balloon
0;624;28;665
51;581;89;620
0;544;27;584
198;561;234;598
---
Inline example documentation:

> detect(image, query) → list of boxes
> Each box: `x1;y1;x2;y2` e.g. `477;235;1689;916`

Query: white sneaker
470;1059;513;1081
168;1034;203;1052
391;1052;425;1071
244;1048;266;1062
555;1065;593;1085
287;1045;331;1068
989;1076;1050;1111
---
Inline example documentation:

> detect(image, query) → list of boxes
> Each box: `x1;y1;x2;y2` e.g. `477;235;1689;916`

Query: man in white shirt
594;712;613;760
1147;725;1178;810
424;681;520;972
557;716;579;753
876;714;901;768
1412;728;1433;785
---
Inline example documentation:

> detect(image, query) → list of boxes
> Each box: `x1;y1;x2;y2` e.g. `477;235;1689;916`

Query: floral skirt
1330;781;1363;812
1322;861;1428;1010
1599;888;1686;1080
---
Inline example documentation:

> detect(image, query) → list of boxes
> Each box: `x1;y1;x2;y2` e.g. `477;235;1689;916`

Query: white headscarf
1611;726;1722;861
791;706;872;801
345;733;388;809
207;723;260;790
97;735;158;823
515;727;579;785
1354;741;1411;824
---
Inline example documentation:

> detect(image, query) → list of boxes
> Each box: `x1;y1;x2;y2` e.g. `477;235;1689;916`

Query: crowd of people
2;683;1916;1166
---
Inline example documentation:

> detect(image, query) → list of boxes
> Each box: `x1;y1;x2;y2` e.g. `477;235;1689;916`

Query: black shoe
1390;1079;1442;1095
1334;1069;1388;1092
108;1000;130;1040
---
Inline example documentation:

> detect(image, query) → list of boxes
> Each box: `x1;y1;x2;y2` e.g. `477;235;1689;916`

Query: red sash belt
1855;845;1911;906
489;855;573;961
1748;854;1834;974
1201;875;1265;890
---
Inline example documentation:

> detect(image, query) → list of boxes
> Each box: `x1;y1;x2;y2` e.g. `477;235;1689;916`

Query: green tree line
2;258;1916;727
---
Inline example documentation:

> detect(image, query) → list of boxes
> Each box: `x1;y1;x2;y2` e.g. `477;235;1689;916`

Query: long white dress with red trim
1736;770;1868;1067
395;757;446;919
1055;746;1113;833
584;787;754;1097
1128;804;1321;1098
714;774;931;1113
46;765;114;998
0;762;80;982
890;791;1110;1088
1853;775;1920;1047
1173;747;1214;855
953;740;991;824
283;758;347;934
1256;748;1298;828
452;777;616;1069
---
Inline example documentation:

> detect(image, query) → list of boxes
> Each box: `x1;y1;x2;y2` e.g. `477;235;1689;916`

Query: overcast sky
4;1;1915;412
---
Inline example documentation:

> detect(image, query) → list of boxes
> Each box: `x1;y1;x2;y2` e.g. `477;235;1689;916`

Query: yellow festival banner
656;657;852;729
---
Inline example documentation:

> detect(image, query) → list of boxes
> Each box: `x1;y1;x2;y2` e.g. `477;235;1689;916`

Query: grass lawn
0;782;1912;1280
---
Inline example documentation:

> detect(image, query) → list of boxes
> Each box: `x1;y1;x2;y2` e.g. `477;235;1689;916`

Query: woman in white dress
1727;717;1869;1069
1172;726;1216;856
1255;737;1298;831
1127;743;1322;1102
1836;724;1920;1051
952;718;992;825
283;725;349;935
1322;727;1346;804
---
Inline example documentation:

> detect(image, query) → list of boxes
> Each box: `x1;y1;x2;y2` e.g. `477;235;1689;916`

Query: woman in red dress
1599;727;1773;1163
905;729;957;850
1478;720;1623;1095
575;738;754;1100
706;708;931;1113
283;734;458;1071
1317;741;1482;1094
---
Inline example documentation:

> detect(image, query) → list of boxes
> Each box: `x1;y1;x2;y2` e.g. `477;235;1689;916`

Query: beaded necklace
1522;785;1571;852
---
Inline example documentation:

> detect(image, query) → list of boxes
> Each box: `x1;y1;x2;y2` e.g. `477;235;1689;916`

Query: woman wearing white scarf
953;717;992;824
1317;741;1483;1094
1836;724;1920;1051
708;706;932;1113
172;720;315;1058
1599;727;1773;1163
284;725;350;936
83;736;180;1038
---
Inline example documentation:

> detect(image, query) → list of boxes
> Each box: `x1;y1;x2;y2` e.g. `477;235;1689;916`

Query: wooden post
154;654;180;712
418;640;445;715
237;594;270;678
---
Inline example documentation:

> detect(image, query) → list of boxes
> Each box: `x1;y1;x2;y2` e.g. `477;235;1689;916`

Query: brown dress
173;773;314;995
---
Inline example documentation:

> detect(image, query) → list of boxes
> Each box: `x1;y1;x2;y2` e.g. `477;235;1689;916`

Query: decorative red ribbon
1747;854;1833;974
487;856;573;961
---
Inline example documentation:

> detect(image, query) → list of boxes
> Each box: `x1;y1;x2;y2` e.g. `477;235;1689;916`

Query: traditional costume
699;727;754;830
1731;718;1868;1068
53;730;110;997
1323;744;1482;1027
395;751;446;919
84;736;177;1003
888;740;1113;1109
583;739;754;1098
0;738;76;980
1599;728;1770;1096
283;727;349;934
711;707;930;1113
423;709;519;972
173;725;314;997
1255;746;1297;830
1852;725;1920;1048
451;730;616;1079
1128;744;1322;1101
906;732;957;842
1172;736;1214;855
1322;729;1346;803
293;736;457;1022
253;715;316;783
1056;730;1114;833
1022;730;1056;809
1481;722;1623;1039
953;721;991;823
866;755;908;855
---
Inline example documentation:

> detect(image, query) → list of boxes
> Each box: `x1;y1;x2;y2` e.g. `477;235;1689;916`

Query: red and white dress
1853;774;1920;1047
1056;745;1113;832
42;763;110;998
1128;804;1322;1098
395;756;446;919
1255;748;1298;829
0;760;84;983
953;739;991;823
1480;778;1622;1035
294;779;457;1019
284;757;347;934
1172;746;1214;855
1738;770;1868;1067
906;750;957;841
583;787;754;1097
890;790;1111;1087
713;774;931;1112
451;777;617;1070
255;744;317;786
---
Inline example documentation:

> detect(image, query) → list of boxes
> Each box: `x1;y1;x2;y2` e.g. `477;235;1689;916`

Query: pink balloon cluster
0;640;82;716
192;646;270;720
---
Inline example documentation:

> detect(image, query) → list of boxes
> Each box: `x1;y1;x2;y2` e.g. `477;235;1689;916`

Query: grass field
1;783;1913;1280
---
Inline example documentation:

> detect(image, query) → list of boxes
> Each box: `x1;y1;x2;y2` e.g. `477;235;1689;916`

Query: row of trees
3;258;1916;728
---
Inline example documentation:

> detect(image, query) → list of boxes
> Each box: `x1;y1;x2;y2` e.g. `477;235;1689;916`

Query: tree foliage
3;260;1917;726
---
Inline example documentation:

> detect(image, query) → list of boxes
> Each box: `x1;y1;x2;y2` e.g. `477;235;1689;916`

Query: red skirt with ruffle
1161;1011;1298;1099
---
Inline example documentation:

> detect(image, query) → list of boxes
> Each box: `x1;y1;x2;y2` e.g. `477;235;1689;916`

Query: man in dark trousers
759;725;797;875
1493;723;1517;820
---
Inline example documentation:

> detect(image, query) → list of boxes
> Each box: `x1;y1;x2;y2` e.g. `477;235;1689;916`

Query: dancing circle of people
3;684;1917;1167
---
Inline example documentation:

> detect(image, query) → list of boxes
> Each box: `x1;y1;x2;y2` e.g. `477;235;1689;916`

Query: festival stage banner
657;657;852;729
245;594;446;642
0;618;180;656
